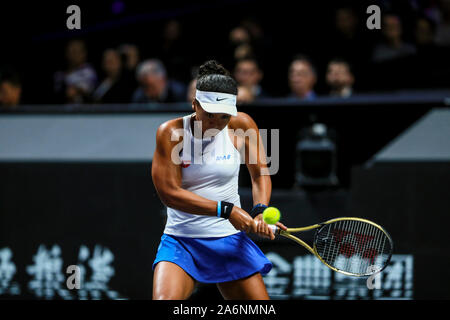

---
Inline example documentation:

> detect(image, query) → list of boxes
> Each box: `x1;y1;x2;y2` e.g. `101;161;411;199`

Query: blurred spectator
92;49;134;103
237;85;255;104
0;69;21;109
234;58;268;100
234;43;254;61
372;14;417;63
240;17;266;46
221;26;254;68
335;6;359;40
229;26;251;45
118;44;140;73
118;43;140;97
414;15;440;62
239;16;272;74
187;78;197;102
54;39;98;104
287;55;317;101
231;17;271;64
328;7;372;72
132;59;186;103
229;26;255;61
414;15;450;88
435;0;450;46
326;59;354;98
415;16;437;47
186;66;199;102
159;19;190;83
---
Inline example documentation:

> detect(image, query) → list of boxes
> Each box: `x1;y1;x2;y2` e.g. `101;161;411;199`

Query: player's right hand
229;207;257;234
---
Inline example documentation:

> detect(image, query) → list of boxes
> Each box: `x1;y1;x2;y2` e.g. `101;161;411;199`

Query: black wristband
250;203;268;219
218;201;234;219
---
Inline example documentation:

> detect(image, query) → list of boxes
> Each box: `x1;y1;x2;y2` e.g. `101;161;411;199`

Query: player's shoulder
229;112;258;130
156;117;184;141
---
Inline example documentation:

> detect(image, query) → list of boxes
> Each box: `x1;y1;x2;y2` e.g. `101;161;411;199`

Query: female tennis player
151;60;286;300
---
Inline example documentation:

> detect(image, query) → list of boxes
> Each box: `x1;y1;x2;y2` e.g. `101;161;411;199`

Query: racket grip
256;221;280;235
268;224;280;235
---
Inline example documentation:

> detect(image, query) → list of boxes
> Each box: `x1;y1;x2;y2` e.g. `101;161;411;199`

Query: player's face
192;100;231;135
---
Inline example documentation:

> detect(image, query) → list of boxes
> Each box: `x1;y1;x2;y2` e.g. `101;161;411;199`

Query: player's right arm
151;119;256;233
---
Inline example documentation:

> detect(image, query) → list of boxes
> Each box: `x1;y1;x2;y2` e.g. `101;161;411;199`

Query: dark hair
290;54;317;77
196;60;237;95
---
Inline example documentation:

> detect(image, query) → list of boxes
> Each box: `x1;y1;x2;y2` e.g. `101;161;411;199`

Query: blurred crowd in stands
1;0;450;109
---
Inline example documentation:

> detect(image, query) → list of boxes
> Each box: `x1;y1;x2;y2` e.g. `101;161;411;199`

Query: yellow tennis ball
263;207;281;224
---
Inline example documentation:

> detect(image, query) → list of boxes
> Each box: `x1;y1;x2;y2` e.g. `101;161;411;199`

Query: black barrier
0;163;165;299
349;109;450;299
351;162;450;300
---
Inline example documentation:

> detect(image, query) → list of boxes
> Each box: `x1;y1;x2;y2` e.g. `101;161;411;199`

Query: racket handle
256;221;280;235
268;224;280;235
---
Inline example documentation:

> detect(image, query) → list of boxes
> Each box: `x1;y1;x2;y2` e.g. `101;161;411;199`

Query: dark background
1;0;449;104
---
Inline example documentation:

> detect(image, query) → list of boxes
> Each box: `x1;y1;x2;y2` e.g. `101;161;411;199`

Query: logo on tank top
216;154;232;161
181;160;191;168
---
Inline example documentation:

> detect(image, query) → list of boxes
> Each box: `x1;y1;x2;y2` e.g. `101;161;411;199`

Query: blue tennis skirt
152;232;272;283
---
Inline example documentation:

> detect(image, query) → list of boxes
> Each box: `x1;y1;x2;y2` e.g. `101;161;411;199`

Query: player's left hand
253;214;287;240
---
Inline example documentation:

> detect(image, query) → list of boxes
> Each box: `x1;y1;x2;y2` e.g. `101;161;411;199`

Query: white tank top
163;113;242;238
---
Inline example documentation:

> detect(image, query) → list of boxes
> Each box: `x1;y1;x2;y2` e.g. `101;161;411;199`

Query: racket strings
315;220;392;276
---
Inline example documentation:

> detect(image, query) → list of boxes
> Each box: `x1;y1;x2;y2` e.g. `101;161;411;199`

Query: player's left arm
231;112;286;238
244;113;271;206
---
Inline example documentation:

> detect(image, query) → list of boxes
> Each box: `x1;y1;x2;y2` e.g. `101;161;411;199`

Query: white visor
195;90;237;116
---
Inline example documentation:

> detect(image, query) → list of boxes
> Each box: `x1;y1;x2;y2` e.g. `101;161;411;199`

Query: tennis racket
268;217;393;277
